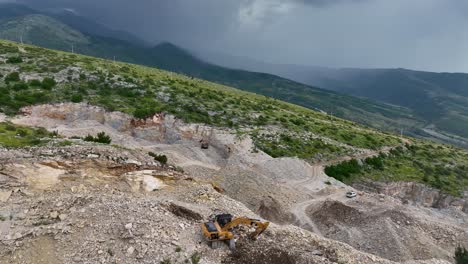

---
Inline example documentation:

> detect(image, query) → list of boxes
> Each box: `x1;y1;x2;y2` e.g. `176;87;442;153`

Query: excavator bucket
250;221;270;240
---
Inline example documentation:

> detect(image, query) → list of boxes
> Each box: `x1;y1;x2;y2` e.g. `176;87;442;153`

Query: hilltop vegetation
0;122;55;147
0;9;423;136
0;40;467;195
326;141;468;196
271;66;468;146
0;40;402;159
202;53;468;148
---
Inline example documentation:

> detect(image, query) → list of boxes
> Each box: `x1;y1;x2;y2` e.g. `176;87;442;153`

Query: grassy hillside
0;40;466;195
0;11;423;136
0;122;54;147
146;43;423;132
0;40;401;154
298;68;468;144
325;141;468;196
199;53;468;148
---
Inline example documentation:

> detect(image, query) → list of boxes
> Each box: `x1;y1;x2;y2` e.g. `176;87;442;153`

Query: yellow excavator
201;213;270;250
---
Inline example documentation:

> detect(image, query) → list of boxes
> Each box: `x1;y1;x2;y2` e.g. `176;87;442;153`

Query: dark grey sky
8;0;468;72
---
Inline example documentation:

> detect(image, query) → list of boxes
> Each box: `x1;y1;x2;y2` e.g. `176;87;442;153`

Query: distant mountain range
1;3;467;147
0;3;147;46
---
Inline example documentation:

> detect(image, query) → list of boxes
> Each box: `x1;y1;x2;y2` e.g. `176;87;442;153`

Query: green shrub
149;152;168;165
325;159;361;182
45;129;56;137
83;132;112;144
6;56;23;64
95;132;111;144
175;166;184;173
365;156;384;170
84;134;94;142
13;91;50;106
4;124;16;131
57;140;73;146
12;82;28;91
28;79;42;87
71;94;83;103
41;77;57;90
4;72;20;84
16;129;28;137
455;246;468;264
190;252;201;264
134;107;154;119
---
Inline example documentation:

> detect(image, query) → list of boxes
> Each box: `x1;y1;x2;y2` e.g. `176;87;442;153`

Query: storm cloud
11;0;468;72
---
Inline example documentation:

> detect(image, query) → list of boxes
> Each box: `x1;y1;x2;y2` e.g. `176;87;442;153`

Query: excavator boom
222;217;270;240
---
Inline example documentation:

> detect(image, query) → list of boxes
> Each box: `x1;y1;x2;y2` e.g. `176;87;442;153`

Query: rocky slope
0;135;453;264
353;181;468;213
0;40;466;264
0;103;465;263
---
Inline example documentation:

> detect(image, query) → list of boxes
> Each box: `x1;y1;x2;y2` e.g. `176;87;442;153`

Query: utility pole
71;44;74;53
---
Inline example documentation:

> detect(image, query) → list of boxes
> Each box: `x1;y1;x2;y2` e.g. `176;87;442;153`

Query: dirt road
288;146;402;236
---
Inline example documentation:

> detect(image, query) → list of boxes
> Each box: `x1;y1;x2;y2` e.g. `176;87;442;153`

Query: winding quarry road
288;144;405;236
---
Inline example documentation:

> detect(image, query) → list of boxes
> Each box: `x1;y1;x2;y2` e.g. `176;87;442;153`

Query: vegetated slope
199;53;468;148
0;40;467;196
147;43;422;133
325;141;468;196
0;14;91;51
305;68;468;138
0;6;422;134
0;39;400;156
48;9;149;46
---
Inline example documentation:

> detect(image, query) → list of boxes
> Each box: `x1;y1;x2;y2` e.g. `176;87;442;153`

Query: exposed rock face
354;181;468;213
2;144;447;264
13;103;215;145
2;103;464;264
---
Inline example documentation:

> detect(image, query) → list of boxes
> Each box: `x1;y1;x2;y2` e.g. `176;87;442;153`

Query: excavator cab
201;213;269;250
215;214;233;227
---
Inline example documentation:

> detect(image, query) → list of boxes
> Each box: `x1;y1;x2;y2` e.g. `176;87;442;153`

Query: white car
346;191;357;198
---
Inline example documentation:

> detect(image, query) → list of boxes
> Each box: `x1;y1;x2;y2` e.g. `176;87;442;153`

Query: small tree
71;94;83;103
41;77;57;90
29;79;42;87
134;107;155;119
4;72;20;84
83;132;111;144
12;82;29;91
149;152;168;165
84;134;95;142
455;246;468;264
6;56;23;64
96;132;112;144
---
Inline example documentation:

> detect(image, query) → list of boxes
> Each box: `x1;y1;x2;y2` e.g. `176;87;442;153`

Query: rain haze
9;0;468;72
